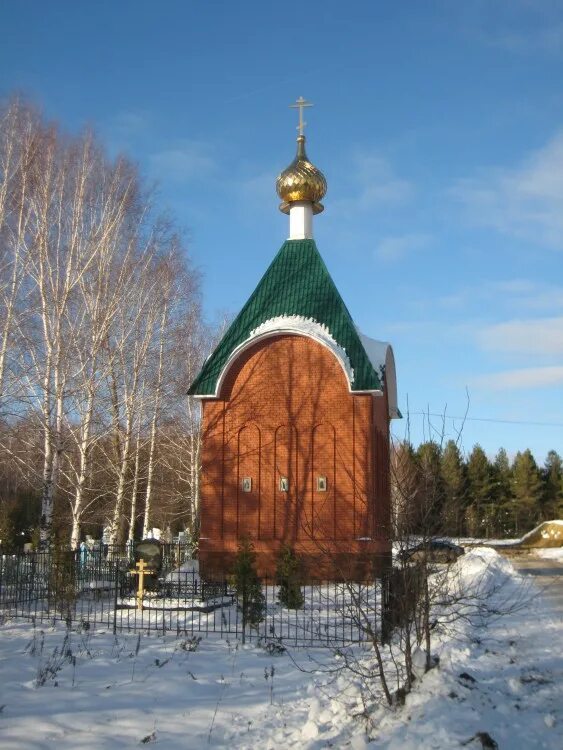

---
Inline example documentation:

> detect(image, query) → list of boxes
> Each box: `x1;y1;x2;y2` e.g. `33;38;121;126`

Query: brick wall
199;334;391;579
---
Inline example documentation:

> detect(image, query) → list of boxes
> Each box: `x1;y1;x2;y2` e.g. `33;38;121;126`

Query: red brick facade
199;333;391;580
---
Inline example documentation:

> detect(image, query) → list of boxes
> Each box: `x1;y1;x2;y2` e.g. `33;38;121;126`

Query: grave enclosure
0;547;388;646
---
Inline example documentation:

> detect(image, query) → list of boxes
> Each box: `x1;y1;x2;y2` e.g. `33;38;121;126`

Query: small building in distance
188;100;400;580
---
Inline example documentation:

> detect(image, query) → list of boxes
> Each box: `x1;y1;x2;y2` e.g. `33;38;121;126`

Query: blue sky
1;0;562;463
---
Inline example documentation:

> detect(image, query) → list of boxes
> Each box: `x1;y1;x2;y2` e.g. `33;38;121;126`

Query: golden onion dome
276;135;327;215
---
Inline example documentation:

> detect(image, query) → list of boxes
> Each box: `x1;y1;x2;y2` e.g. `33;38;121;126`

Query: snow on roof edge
358;330;400;419
249;315;355;385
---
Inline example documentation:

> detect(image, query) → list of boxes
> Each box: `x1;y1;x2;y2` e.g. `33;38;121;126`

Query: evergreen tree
491;447;513;536
542;450;563;520
0;503;16;552
511;450;543;534
415;441;444;534
275;545;304;610
0;491;40;551
233;537;266;628
440;440;466;536
466;445;494;537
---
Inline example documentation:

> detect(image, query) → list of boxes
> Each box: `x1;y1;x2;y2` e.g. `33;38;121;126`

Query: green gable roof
188;239;382;396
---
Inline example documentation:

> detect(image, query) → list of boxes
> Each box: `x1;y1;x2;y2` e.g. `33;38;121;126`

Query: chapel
188;99;400;580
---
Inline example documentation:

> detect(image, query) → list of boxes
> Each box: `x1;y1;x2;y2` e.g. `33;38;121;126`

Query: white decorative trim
250;316;354;381
212;315;361;398
192;319;397;416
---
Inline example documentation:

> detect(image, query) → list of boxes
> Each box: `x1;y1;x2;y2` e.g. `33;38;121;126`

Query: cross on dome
276;97;327;238
289;96;313;136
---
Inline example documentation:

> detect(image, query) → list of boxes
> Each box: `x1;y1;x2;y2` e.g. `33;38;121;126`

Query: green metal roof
188;239;382;396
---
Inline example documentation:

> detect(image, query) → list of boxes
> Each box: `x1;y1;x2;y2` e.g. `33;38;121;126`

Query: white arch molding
214;329;358;399
196;315;398;420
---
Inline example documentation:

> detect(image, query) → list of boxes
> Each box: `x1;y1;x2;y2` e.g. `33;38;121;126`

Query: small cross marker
130;558;150;611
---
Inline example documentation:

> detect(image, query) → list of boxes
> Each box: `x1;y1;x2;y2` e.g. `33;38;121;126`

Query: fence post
112;559;119;635
241;579;247;645
381;570;392;644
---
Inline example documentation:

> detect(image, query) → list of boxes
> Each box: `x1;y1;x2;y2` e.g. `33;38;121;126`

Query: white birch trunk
128;426;143;543
142;303;168;538
70;384;95;550
187;396;202;529
40;348;54;544
109;426;132;546
0;102;33;412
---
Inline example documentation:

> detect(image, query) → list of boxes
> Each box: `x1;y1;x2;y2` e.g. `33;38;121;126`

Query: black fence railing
0;550;385;646
78;542;193;572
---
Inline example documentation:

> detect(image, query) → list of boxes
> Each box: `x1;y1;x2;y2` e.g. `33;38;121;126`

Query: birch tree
0;95;203;549
105;245;162;545
0;100;37;414
157;302;211;541
142;287;169;538
65;156;140;548
23;131;132;543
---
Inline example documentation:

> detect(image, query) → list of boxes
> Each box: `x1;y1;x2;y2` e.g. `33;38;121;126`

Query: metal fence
0;550;384;646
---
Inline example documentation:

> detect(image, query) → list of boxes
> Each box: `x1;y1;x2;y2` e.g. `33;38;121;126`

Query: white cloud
237;171;272;204
490;279;538;295
331;152;414;216
472;366;563;390
149;141;217;184
102;110;153;156
477;316;563;356
375;233;431;262
481;20;563;56
453;131;563;249
354;154;413;208
110;111;151;137
457;0;563;57
489;280;563;312
438;279;563;313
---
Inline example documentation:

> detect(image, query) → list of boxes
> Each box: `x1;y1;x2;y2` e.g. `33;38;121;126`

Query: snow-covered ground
534;547;563;562
453;537;521;547
0;548;562;749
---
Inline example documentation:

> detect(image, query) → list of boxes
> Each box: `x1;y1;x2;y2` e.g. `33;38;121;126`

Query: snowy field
0;548;562;749
535;547;563;562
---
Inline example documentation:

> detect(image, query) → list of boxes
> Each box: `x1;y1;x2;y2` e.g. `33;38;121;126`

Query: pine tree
491;447;513;536
415;442;444;535
0;503;16;552
466;445;494;537
275;545;304;610
233;537;265;628
440;440;466;536
541;450;563;521
511;450;543;534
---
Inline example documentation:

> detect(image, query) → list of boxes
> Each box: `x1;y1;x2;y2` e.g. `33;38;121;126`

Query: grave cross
130;558;150;611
